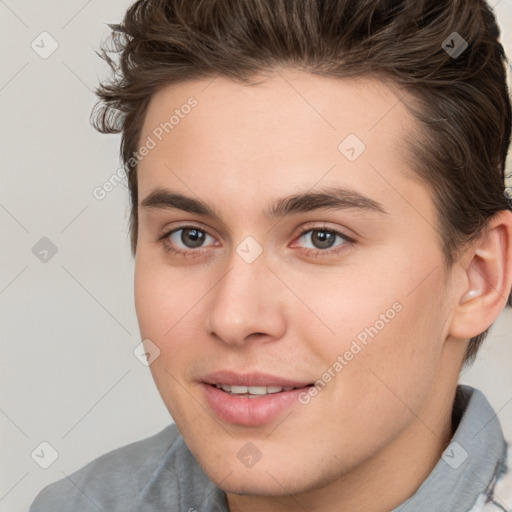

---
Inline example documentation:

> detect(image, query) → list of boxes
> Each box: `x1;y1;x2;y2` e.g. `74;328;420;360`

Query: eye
292;227;355;256
158;224;355;259
159;225;217;256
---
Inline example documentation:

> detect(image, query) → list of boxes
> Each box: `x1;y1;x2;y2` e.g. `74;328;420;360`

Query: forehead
137;70;430;224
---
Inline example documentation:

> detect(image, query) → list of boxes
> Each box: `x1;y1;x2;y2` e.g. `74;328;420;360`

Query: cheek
134;252;200;338
134;259;203;422
306;255;448;407
285;262;404;357
335;274;447;431
134;256;212;387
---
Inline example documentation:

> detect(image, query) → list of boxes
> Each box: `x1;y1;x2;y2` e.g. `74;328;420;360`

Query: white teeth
247;386;268;395
214;384;298;396
230;385;249;394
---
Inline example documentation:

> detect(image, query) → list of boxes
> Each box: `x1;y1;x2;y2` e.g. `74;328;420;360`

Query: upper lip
202;370;312;388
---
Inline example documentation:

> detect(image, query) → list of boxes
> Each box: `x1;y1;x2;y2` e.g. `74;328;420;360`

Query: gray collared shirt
29;385;511;512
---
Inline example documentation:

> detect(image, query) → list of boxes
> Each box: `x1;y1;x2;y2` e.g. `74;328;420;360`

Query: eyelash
158;225;356;259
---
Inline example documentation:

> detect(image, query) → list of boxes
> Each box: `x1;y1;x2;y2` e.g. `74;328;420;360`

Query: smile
213;384;302;397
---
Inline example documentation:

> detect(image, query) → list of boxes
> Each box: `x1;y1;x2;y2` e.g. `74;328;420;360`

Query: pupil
182;228;205;248
313;230;335;249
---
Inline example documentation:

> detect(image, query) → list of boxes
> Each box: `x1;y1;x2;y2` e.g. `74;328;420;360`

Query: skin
133;69;512;512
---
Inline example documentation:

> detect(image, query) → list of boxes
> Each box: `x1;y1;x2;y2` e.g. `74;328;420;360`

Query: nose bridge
206;248;286;346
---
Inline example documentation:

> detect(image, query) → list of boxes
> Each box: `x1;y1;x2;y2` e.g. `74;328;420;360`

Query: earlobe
449;210;512;340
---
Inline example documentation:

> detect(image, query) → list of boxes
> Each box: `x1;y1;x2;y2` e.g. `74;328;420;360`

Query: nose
205;251;287;347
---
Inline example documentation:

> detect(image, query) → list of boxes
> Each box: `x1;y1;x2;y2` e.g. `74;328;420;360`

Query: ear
449;210;512;340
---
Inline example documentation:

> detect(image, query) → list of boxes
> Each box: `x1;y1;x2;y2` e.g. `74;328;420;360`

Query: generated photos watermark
298;301;403;405
93;96;198;200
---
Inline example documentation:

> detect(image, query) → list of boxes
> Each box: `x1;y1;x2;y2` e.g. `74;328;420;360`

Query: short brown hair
91;0;512;365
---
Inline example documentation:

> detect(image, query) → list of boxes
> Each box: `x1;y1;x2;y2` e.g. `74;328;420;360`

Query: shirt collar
394;384;508;512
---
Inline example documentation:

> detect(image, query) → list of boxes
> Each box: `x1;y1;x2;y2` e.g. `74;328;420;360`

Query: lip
200;370;313;426
201;370;312;388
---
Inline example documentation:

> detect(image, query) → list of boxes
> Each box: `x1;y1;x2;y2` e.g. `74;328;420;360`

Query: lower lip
201;383;311;426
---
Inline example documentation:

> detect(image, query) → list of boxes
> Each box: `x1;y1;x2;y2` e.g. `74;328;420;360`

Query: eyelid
158;221;217;241
290;221;356;243
296;220;354;235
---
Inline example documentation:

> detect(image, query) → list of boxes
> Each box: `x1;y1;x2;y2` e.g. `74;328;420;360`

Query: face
134;70;464;505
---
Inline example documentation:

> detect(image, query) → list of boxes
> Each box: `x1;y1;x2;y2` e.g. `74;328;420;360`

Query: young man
30;0;512;511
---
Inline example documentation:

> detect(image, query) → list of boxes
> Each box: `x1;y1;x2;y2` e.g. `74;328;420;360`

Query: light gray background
1;1;511;511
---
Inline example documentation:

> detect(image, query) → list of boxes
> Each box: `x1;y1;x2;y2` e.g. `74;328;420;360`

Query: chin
204;455;335;499
217;472;308;497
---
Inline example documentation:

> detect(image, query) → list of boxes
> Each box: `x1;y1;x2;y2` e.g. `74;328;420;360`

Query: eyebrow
140;185;387;220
